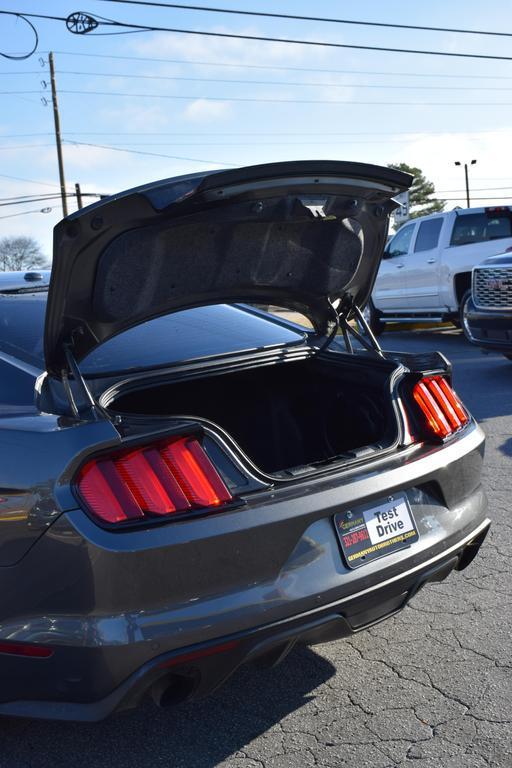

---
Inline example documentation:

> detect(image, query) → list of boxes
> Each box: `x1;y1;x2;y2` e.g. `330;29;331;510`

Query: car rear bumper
0;515;490;721
465;300;512;353
0;424;489;720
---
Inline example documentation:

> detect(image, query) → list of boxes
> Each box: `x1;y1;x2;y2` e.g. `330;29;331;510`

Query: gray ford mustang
0;161;489;721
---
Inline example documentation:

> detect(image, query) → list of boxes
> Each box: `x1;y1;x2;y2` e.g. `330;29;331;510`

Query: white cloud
183;99;231;122
388;130;512;207
98;101;175;131
130;25;331;69
62;143;121;171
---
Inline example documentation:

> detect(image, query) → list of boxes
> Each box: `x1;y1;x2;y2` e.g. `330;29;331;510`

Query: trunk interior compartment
105;356;399;476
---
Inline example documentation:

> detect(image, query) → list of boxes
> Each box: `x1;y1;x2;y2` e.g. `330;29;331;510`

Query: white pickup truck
365;206;512;334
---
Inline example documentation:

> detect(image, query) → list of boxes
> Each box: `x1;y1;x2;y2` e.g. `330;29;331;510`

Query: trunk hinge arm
338;303;385;357
61;343;104;421
316;300;383;357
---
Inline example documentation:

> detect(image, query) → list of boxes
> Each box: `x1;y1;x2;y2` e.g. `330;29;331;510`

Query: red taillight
411;376;469;440
161;438;232;508
0;641;53;659
77;436;233;525
116;451;176;516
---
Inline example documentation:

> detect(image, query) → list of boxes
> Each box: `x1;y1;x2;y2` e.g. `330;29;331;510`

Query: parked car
0;269;50;291
364;206;512;334
0;161;489;721
462;251;512;360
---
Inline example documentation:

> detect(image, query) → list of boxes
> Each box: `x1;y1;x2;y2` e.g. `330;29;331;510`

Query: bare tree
0;236;48;271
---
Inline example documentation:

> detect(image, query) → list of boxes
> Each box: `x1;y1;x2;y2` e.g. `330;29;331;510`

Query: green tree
0;236;48;271
388;163;445;219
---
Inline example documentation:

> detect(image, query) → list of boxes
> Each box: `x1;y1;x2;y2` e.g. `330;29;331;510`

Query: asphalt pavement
1;328;511;768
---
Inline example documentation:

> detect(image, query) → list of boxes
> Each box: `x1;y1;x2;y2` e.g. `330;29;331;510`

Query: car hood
45;160;411;377
476;252;512;268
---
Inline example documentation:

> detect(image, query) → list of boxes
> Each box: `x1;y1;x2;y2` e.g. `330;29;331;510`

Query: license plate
334;495;419;569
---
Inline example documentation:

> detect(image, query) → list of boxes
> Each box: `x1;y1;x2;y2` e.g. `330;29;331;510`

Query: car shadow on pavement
498;437;512;457
0;645;336;768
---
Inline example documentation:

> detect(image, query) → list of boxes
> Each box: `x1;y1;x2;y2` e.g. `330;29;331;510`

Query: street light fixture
0;207;53;221
454;159;477;209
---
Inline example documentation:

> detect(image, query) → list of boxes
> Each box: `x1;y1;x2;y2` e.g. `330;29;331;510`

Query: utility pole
454;159;477;208
75;183;83;210
48;52;68;217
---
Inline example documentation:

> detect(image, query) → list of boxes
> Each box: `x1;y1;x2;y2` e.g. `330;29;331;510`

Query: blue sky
1;1;512;256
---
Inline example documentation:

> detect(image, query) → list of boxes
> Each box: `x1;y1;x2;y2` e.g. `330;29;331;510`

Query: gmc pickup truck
464;251;512;361
365;206;512;335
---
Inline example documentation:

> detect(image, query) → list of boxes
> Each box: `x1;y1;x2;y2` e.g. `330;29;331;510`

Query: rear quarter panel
0;410;120;566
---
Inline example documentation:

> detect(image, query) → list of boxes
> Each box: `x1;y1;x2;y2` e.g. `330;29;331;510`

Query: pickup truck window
450;213;512;246
414;218;443;252
388;223;415;257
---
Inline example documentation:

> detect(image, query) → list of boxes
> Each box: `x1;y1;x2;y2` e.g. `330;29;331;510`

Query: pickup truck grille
473;267;512;309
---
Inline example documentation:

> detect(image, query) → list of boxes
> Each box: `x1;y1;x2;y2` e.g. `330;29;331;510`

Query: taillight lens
77;436;233;525
0;641;53;659
411;376;469;440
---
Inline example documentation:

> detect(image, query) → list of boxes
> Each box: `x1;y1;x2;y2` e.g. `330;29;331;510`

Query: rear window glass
414;218;443;252
0;298;307;374
245;304;313;329
81;304;306;374
450;213;512;246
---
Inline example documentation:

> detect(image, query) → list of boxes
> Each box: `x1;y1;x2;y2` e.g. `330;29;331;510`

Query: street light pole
454;159;477;208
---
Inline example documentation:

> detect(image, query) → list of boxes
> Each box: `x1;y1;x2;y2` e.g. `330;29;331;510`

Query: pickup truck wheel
362;301;385;336
459;290;473;342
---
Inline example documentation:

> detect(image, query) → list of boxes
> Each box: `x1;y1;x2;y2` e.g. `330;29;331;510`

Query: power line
64;140;235;166
0;193;103;208
60;130;512;138
96;1;512;39
0;193;64;207
0;172;63;188
8;92;41;105
10;11;512;62
12;88;512;107
49;69;512;92
36;137;512;147
436;186;512;193
5;137;512;150
448;177;512;182
0;208;53;220
2;129;511;139
0;133;53;137
436;196;512;201
0;11;38;60
27;129;512;137
48;50;512;80
0;193;57;201
0;143;54;150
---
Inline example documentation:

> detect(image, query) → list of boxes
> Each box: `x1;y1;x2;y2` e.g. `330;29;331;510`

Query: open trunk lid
45;160;411;378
